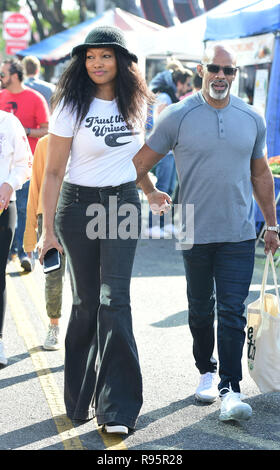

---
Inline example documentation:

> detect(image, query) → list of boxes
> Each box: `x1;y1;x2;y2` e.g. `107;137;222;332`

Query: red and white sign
5;40;28;56
3;12;31;41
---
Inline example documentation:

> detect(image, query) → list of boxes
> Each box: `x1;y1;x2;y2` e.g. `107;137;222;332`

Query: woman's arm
37;134;72;263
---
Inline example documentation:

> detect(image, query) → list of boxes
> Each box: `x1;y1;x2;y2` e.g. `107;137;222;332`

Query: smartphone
43;248;61;274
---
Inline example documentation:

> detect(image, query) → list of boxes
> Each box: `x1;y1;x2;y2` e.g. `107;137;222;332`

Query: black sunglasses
202;64;237;76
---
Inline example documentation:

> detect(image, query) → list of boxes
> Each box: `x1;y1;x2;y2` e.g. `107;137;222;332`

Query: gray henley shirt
146;91;266;244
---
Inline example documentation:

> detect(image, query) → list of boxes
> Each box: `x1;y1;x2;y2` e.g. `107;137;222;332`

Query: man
22;55;55;109
0;58;49;271
133;45;279;422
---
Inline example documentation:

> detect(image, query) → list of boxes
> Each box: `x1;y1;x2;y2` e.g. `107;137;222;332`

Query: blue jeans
55;181;142;428
182;240;255;392
10;180;30;258
149;152;177;228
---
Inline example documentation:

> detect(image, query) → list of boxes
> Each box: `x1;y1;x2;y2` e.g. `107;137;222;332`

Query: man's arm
133;143;163;185
251;156;280;254
133;143;172;209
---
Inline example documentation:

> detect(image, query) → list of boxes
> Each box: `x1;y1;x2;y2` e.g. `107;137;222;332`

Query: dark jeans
10;180;30;259
182;240;255;393
55;181;142;428
0;202;16;337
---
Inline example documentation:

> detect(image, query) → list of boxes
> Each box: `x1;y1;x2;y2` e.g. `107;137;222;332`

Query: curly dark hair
52;48;154;129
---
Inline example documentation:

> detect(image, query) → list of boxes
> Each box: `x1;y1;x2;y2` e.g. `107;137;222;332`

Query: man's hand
147;189;172;215
264;230;280;255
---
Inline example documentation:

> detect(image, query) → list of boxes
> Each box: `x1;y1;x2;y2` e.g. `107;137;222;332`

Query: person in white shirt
0;110;32;366
37;26;169;435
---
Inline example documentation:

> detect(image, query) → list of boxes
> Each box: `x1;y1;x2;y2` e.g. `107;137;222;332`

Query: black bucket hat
71;25;138;63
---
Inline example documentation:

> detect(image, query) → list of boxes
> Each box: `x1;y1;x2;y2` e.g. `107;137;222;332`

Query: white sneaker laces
46;326;59;343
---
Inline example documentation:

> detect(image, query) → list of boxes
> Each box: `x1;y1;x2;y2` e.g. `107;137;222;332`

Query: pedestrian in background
23;134;66;351
37;26;165;435
22;55;55;109
0;58;49;272
0;110;32;366
133;44;279;422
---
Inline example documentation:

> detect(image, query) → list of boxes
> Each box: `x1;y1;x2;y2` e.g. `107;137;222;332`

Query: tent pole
96;0;105;15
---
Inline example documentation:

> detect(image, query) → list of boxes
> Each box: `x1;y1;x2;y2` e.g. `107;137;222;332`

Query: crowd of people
0;25;279;436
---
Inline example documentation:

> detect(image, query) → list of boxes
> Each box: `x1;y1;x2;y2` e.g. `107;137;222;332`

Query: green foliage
0;0;20;13
63;9;81;28
269;163;280;175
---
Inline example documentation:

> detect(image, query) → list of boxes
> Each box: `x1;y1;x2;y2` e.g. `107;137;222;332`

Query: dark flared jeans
55;181;142;429
182;240;255;393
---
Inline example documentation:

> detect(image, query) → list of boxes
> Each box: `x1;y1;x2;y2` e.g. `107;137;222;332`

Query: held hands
37;230;64;265
264;230;280;256
147;189;172;215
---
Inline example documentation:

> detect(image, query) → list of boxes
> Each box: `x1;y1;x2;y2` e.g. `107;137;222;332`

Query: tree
0;1;143;46
26;0;66;40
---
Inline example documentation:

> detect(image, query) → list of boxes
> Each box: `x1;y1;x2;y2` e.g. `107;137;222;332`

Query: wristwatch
26;128;31;136
265;224;280;233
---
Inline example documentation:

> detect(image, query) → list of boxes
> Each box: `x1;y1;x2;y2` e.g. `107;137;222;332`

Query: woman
0;110;32;366
38;26;169;435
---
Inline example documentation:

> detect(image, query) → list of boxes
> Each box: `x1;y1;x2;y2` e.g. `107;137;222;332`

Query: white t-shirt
49;98;145;187
0;110;32;200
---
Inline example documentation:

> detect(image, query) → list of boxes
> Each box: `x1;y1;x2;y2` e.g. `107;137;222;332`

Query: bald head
202;45;237;67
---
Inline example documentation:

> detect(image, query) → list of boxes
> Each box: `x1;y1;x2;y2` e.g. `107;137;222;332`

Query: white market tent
145;0;260;62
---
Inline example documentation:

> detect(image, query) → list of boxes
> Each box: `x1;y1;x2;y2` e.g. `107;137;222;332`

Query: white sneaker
195;372;217;403
43;325;60;350
219;388;252;422
103;424;129;435
0;340;8;367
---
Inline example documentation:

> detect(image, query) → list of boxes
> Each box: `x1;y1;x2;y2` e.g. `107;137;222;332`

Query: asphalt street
1;201;280;455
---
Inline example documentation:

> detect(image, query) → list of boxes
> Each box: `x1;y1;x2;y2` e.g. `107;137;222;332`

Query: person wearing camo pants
23;134;66;350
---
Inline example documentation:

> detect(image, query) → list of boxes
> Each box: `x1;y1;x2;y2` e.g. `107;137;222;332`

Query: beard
209;80;229;100
0;79;11;89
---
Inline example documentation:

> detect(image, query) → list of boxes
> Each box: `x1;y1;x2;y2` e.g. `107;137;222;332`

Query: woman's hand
147;189;172;215
37;230;64;265
0;183;13;211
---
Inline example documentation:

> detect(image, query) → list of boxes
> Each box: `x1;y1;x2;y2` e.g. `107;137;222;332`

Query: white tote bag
247;251;280;393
